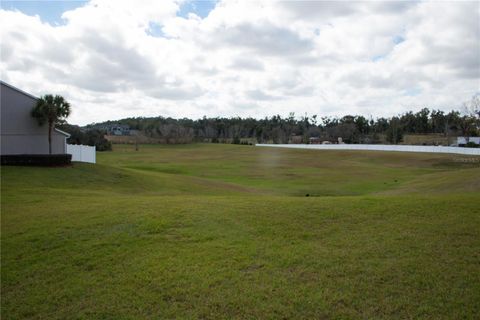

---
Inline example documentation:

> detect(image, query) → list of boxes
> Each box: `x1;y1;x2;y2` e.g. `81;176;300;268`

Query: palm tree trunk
48;121;52;154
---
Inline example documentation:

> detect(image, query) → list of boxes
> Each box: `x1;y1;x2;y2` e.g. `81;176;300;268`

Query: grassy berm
2;144;480;319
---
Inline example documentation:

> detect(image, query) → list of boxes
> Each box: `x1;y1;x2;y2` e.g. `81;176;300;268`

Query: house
1;81;70;155
289;135;303;144
89;123;130;136
309;137;322;144
111;124;130;136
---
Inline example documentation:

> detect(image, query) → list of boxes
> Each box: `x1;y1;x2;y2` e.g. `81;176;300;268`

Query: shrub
58;124;112;151
464;141;479;148
1;154;72;166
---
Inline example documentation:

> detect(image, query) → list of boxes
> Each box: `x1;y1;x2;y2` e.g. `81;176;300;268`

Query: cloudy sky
1;0;479;125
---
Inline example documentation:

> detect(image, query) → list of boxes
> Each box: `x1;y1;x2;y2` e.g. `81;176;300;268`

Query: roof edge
54;128;71;137
0;80;39;100
2;81;72;138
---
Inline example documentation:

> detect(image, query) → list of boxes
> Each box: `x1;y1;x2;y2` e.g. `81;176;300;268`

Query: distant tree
386;117;403;144
399;111;416;133
444;110;461;136
458;116;478;143
463;94;480;119
58;124;85;144
330;122;357;143
414;108;431;133
462;95;480;140
31;94;71;154
85;129;112;151
429;110;446;134
57;123;112;151
354;116;369;142
373;117;389;133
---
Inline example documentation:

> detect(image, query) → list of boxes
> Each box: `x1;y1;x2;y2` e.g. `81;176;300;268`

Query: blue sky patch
1;0;87;25
404;87;422;96
178;0;217;19
1;1;218;26
372;55;385;62
393;35;405;45
147;22;166;38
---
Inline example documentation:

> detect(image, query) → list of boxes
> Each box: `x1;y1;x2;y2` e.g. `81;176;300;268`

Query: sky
1;0;479;126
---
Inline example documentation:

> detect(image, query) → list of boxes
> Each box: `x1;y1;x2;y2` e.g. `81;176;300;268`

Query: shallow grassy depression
2;144;480;319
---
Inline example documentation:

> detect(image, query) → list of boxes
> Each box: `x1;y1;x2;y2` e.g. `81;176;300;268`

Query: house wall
1;83;67;155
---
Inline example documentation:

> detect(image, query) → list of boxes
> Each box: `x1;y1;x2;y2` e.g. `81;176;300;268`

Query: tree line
29;91;479;150
83;105;479;146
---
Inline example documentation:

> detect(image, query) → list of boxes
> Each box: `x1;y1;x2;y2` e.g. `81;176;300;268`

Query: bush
58;124;112;151
83;129;112;151
1;154;72;166
464;142;479;148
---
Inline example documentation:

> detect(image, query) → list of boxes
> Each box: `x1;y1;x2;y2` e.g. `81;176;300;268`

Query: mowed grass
2;144;480;319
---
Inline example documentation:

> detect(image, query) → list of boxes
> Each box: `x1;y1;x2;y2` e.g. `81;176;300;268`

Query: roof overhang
54;128;71;137
0;80;39;100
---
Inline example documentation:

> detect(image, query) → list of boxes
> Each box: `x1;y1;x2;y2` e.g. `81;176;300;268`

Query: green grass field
2;144;480;319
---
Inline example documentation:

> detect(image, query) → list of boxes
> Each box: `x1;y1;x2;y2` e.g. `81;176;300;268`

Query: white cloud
0;0;479;125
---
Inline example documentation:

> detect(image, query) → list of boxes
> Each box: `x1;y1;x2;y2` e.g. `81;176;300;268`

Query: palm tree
31;94;71;154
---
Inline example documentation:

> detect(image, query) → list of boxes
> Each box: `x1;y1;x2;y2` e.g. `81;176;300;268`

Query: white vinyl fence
66;144;96;163
457;137;480;145
256;144;480;155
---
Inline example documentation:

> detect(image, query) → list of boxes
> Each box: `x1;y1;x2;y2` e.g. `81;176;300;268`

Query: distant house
309;137;322;144
111;125;130;136
90;123;130;136
0;81;70;155
289;135;303;144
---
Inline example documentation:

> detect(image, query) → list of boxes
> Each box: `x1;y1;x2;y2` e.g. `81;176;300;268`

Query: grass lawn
2;144;480;319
